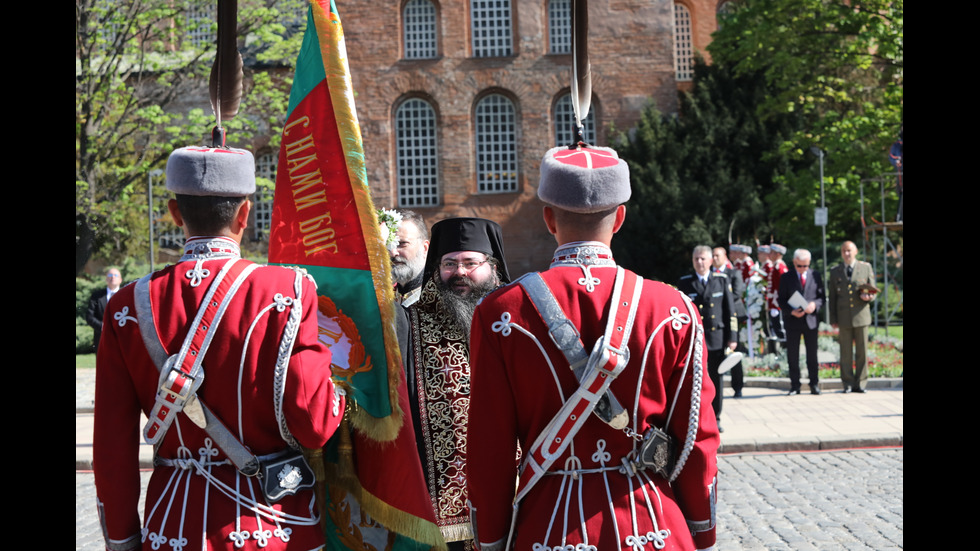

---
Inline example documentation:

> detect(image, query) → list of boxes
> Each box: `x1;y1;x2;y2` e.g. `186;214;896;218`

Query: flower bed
742;324;903;379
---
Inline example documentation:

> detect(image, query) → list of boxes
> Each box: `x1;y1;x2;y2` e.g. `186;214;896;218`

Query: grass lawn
874;324;903;340
76;354;96;369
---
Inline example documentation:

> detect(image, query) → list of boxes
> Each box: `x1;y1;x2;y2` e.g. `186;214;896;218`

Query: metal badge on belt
639;426;676;479
259;449;316;502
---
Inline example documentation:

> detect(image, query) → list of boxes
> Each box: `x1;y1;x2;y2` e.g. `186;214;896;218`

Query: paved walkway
75;368;902;469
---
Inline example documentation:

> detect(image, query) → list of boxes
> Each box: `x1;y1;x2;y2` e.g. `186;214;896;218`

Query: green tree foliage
612;60;809;283
76;0;306;276
709;0;903;244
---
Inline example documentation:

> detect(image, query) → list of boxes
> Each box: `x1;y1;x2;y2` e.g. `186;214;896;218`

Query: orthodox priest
407;217;511;550
467;145;720;551
93;146;346;551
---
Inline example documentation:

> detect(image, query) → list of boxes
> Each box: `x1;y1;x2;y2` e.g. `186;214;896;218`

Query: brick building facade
335;0;720;274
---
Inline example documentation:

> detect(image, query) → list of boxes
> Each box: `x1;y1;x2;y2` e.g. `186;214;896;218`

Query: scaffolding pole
860;172;903;336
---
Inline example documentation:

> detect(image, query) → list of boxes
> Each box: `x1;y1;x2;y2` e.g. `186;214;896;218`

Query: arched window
395;98;440;207
253;152;277;239
673;3;693;81
554;93;596;146
716;1;734;29
471;0;512;57
548;0;571;54
403;0;438;59
475;94;518;194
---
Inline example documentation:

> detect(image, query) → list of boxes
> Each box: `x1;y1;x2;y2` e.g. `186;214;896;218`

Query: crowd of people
88;140;878;551
673;238;878;409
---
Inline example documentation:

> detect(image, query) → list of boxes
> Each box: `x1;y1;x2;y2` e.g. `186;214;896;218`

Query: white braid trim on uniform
273;269;305;449
154;442;320;527
492;311;567;403
669;292;704;483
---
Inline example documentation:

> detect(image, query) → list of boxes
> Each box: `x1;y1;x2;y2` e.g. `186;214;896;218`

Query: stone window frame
673;2;694;82
470;0;514;58
553;91;597;147
474;92;519;194
403;0;439;60
185;2;216;49
547;0;571;55
253;151;277;239
395;96;441;207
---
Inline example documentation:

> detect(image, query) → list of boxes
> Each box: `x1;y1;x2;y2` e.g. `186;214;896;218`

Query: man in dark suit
778;248;826;395
828;241;877;393
713;246;747;397
678;245;737;429
85;267;122;352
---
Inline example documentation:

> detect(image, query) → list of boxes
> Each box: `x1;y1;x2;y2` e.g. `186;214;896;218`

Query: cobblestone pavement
76;448;902;550
715;449;903;550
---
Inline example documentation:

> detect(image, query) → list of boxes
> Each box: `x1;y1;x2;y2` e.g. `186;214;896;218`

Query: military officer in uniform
713;246;747;397
828;241;877;393
678;245;737;430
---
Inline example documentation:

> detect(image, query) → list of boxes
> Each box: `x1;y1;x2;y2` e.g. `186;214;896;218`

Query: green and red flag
268;1;443;548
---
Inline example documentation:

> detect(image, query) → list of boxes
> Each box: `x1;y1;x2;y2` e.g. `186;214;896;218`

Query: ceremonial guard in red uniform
756;245;772;281
467;145;720;551
731;244;755;288
765;244;789;352
94;147;346;551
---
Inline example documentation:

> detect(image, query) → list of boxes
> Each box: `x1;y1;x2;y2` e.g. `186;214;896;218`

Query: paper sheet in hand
788;291;808;310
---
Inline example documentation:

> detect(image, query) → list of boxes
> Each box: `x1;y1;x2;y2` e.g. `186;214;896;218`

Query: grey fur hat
538;146;630;213
166;146;256;196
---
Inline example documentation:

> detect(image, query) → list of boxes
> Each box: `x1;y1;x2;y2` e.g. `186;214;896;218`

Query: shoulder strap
516;272;587;369
518;272;627;428
515;267;642;503
136;258;264;476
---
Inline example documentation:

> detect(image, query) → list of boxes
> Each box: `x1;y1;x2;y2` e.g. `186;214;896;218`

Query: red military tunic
735;257;755;289
467;242;719;551
765;260;787;312
94;237;345;551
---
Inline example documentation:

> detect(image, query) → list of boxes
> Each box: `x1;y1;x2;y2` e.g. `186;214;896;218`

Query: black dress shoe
787;389;801;395
810;386;821;395
842;387;852;394
733;390;743;398
853;388;865;393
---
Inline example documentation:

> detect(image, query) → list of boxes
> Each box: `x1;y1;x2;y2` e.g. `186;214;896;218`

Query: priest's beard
392;252;426;285
435;273;499;341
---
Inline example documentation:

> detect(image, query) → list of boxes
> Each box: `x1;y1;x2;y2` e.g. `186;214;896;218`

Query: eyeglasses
440;258;489;273
107;273;121;278
794;264;809;268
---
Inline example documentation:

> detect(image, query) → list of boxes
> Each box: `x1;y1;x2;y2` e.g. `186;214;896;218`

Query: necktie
847;265;853;279
801;272;806;288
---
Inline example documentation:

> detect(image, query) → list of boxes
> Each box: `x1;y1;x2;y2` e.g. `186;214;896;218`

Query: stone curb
720;432;903;455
